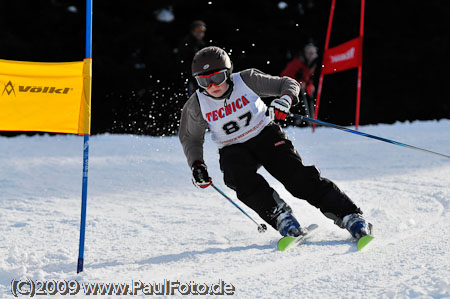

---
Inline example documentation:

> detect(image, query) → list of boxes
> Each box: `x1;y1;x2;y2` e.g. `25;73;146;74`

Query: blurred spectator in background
177;20;207;96
281;43;319;119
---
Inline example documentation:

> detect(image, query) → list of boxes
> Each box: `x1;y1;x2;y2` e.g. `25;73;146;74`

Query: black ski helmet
191;46;232;77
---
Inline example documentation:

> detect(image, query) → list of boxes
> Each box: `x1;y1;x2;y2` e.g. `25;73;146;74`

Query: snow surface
1;120;450;298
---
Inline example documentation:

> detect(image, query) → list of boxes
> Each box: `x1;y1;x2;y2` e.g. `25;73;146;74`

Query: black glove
191;160;212;188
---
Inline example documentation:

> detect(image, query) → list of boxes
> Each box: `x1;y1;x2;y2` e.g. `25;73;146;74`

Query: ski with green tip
277;224;319;251
357;235;374;251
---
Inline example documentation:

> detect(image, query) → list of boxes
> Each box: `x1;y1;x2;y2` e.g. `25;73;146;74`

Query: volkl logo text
2;80;72;97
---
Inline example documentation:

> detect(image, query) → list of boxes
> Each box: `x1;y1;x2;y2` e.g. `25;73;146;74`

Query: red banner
321;37;362;75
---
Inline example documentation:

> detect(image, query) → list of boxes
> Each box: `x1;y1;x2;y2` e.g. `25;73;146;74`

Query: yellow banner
0;58;91;135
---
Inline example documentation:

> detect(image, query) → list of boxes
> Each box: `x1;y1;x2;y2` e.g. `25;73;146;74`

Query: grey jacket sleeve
178;93;209;167
240;68;301;105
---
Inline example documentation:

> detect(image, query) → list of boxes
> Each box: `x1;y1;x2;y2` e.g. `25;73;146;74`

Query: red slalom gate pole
355;0;365;130
313;0;335;132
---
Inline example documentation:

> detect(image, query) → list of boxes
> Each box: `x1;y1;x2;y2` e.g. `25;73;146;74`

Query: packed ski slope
1;120;449;298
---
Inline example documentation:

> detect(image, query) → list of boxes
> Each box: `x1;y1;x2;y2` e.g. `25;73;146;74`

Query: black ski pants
219;123;361;230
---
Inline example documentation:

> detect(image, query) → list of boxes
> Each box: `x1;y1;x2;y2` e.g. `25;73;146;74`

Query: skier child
179;46;372;240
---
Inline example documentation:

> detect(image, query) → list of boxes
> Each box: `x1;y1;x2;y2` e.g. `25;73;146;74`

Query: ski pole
289;113;450;159
211;183;267;233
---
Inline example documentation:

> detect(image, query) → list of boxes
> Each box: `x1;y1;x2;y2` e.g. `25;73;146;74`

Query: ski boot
276;210;307;237
343;213;373;239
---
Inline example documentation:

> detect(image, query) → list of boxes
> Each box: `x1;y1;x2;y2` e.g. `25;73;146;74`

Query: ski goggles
195;69;228;89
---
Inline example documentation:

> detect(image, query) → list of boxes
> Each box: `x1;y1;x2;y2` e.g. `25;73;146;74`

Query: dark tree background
1;0;449;136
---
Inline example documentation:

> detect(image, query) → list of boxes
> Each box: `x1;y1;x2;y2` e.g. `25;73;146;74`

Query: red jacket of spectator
280;56;317;96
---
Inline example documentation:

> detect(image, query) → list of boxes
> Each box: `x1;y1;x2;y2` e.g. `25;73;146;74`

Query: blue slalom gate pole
290;114;450;159
77;0;92;274
211;184;267;233
77;135;89;273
